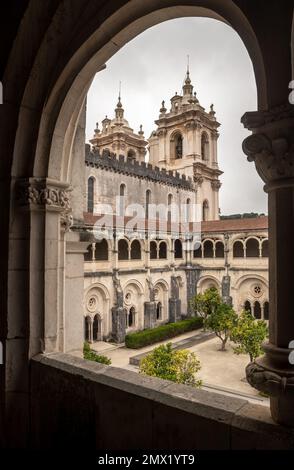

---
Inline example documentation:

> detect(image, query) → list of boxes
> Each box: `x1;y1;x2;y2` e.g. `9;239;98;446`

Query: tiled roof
83;212;268;233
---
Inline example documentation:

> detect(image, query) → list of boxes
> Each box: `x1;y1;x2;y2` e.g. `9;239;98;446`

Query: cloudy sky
86;17;267;216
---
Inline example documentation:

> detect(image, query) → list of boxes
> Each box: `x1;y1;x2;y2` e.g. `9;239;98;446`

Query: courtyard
90;333;269;406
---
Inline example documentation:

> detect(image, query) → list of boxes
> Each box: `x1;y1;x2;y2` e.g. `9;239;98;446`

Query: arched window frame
87;176;95;213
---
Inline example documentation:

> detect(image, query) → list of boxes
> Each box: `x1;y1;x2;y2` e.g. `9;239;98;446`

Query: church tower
90;92;147;163
148;66;222;221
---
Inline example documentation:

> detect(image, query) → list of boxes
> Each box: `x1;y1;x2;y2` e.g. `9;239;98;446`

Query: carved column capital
246;362;294;397
211;179;222;191
16;177;72;230
242;105;294;185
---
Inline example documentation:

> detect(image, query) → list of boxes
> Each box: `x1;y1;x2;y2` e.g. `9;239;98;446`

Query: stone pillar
111;270;126;343
169;275;181;322
242;106;294;426
144;301;157;329
185;266;200;317
221;275;232;306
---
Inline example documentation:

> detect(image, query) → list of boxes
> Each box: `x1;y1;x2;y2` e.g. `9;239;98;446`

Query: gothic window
175;134;183;159
159;241;167;259
118;239;129;260
128;307;135;327
201;132;209;161
130;240;141;260
119;183;126;216
262;239;269;257
215;241;224;258
146;190;151;219
174;239;183;259
156;302;162;320
244;300;252;315
84;244;92;261
150;241;157;259
246;238;259;257
233;241;244;258
203;240;214;258
167;194;173;224
202;200;209;221
95;239;108;261
254;301;262;319
193;241;202;258
127;149;136;162
93;314;101;341
186;198;191;222
87;177;95;213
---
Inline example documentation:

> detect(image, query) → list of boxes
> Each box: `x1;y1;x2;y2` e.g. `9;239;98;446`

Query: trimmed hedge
83;342;112;365
125;316;203;349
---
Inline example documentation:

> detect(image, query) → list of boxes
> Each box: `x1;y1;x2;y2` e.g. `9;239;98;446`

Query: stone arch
170;129;183;160
215;240;224;258
95;239;109;261
118;238;129;260
123;279;144;330
261;239;269;257
84;283;110;340
197;275;221;293
245;237;260;257
150;240;157;259
203;239;214;258
154;279;169;322
174;239;183;259
127;149;136;162
130;239;142;260
158;240;167;259
233;240;245;258
87;176;95;213
202;200;209;221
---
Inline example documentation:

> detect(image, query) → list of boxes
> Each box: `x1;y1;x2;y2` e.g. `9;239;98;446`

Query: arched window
95;239;108;260
146;190;151;219
127;149;136;162
119;183;126;216
93;314;101;341
174;239;183;259
254;301;261;319
202;200;209;221
118;239;129;260
128;307;135;327
130;240;141;260
159;241;167;259
264;301;269;320
233;241;244;258
87;177;95;213
246;238;259;257
215;241;224;258
186;198;191;222
174;133;183;159
244;300;252;315
193;241;202;258
262;239;268;257
150;241;157;259
84;244;92;261
156;302;162;320
167;194;173;224
203;240;214;258
201;132;209;161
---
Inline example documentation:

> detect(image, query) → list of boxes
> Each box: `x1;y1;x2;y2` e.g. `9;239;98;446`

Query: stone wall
30;353;294;450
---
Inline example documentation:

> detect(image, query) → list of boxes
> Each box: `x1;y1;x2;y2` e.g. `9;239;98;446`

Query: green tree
189;287;221;326
204;303;238;351
83;341;112;365
139;342;202;387
230;311;268;362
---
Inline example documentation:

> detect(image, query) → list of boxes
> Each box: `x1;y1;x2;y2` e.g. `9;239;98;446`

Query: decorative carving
193;173;204;186
146;276;155;302
246;362;294;397
17;180;71;210
112;270;124;308
211;179;222;191
242;133;294;183
60;212;73;232
242;104;294;130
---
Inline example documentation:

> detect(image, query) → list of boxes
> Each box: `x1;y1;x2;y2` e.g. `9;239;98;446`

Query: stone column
169;275;181;323
242;106;294;426
111;270;126;343
185;266;200;317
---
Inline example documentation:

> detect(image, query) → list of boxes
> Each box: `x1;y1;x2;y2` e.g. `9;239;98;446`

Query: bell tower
148;64;222;220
